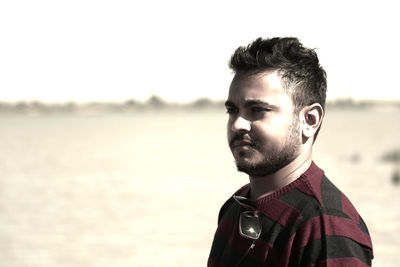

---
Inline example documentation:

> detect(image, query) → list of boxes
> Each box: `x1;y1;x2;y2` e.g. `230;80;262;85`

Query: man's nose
231;116;251;133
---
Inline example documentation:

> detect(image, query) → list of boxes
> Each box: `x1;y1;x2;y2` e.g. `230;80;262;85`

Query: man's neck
249;151;312;200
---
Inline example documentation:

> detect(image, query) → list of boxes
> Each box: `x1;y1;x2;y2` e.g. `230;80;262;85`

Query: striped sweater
208;162;373;266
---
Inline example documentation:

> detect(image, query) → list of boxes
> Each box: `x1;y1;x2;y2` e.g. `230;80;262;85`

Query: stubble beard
234;121;301;177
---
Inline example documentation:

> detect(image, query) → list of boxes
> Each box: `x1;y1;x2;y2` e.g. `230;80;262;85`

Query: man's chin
235;160;276;177
237;167;272;177
235;157;291;177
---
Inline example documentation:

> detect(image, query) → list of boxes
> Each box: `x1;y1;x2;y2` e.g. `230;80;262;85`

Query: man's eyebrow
224;100;236;107
244;100;272;107
224;100;273;108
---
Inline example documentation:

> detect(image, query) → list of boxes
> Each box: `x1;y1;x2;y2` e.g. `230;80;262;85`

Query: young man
208;38;373;266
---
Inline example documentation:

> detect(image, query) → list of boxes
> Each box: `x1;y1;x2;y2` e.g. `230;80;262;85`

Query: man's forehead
232;70;282;85
227;70;289;105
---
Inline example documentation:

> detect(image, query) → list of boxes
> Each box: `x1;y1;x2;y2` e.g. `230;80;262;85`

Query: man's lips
229;135;256;149
231;140;254;148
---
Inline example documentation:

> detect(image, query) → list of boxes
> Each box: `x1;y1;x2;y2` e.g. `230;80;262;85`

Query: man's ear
300;103;324;139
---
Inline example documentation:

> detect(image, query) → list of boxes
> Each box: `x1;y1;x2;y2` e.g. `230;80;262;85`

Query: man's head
226;37;326;177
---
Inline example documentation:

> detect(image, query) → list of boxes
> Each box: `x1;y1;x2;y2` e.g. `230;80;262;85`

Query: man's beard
234;121;300;177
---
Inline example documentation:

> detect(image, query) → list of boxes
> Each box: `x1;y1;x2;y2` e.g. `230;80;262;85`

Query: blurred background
1;0;399;266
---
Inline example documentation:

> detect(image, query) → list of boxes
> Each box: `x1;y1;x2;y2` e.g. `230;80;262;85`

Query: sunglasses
239;210;262;240
235;210;262;266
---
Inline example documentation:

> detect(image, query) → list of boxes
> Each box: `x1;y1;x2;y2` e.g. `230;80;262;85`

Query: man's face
225;70;301;177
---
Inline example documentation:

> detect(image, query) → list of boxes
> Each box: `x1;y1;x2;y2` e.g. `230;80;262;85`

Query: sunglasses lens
239;212;261;240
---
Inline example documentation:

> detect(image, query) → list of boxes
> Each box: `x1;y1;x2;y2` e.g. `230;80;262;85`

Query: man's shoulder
300;166;365;224
282;164;364;221
284;162;353;213
277;163;369;230
281;167;373;252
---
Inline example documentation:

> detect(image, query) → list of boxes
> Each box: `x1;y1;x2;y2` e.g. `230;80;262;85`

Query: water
0;109;399;266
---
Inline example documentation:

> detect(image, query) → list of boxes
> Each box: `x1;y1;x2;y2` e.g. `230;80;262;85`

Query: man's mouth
229;135;255;149
231;140;254;148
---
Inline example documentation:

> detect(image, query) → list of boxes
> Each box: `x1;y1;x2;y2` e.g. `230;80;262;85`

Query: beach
0;109;399;266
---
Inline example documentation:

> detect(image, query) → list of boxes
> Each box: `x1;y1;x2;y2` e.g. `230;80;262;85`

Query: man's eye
251;107;269;113
226;107;237;114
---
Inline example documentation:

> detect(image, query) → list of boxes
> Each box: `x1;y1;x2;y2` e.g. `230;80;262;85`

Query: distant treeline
0;95;399;115
0;96;224;115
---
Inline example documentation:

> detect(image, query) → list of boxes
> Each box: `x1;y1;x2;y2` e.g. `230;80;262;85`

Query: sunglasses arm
234;240;256;267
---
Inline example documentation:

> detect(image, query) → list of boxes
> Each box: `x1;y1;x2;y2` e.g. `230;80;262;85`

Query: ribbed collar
233;161;323;209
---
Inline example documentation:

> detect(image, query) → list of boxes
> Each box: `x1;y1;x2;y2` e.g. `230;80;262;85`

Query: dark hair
229;37;327;140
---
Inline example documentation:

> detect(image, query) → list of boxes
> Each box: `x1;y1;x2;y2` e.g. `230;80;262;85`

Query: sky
1;0;399;103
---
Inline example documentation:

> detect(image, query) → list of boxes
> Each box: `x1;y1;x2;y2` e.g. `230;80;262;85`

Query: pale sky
1;0;399;103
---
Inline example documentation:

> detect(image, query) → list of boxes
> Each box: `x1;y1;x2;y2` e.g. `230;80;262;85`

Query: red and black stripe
208;162;373;266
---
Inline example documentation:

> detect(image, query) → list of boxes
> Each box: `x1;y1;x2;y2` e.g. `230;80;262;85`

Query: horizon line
1;96;400;105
